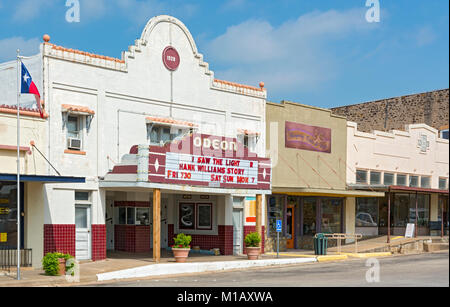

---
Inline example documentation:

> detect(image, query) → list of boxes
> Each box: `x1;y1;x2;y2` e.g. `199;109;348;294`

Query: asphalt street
91;251;449;287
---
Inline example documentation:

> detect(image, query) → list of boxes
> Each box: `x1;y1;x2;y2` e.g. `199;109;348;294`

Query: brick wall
331;89;449;132
43;224;76;257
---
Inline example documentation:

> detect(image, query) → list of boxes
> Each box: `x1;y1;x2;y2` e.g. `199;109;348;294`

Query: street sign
276;220;282;233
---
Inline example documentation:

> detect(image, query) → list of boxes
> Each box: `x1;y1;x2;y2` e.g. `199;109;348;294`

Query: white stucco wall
40;16;267;226
347;122;449;188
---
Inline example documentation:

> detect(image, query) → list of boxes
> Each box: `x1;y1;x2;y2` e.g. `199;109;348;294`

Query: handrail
314;233;363;253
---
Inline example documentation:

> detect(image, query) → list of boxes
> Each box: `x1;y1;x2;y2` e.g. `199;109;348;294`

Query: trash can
314;233;328;255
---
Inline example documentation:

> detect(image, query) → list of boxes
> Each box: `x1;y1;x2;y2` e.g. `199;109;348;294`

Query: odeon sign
130;134;271;190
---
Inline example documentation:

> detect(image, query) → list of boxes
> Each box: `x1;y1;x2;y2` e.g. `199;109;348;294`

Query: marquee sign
125;134;271;190
285;121;331;153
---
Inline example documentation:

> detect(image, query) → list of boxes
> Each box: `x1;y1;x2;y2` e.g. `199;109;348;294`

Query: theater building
1;15;271;268
265;101;383;251
346;122;449;237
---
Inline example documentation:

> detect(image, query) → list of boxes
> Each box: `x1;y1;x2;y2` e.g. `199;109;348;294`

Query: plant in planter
244;232;261;260
42;252;74;276
172;233;192;263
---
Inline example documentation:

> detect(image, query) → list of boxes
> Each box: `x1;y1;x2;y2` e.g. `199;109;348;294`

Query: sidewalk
0;251;314;287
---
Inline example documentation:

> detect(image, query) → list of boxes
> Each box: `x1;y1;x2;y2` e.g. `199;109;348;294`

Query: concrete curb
316;255;348;262
340;252;392;258
96;258;317;282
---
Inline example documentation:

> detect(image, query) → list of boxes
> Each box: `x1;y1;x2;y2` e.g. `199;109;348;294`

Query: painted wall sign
116;134;271;190
285;121;332;153
162;46;180;71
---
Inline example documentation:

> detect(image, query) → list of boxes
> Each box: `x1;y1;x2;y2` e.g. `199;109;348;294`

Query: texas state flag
21;62;44;118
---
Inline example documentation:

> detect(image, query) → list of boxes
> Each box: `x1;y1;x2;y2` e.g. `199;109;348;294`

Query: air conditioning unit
68;137;82;150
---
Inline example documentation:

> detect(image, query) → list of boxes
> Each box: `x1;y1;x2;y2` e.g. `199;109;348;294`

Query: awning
0;173;85;183
99;180;271;196
348;184;449;195
271;187;385;198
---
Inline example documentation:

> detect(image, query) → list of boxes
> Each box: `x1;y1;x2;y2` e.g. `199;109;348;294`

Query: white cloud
12;0;55;21
204;9;377;97
0;37;40;62
415;26;437;47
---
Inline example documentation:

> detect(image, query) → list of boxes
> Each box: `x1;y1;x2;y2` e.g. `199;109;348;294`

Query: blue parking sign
276;220;282;233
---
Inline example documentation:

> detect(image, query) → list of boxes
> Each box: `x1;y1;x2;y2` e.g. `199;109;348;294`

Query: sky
0;0;448;108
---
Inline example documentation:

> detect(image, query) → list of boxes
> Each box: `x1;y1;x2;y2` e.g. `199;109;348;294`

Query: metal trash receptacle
314;233;328;255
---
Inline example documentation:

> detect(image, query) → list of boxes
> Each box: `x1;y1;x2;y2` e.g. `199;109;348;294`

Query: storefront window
393;194;410;227
0;182;24;249
303;198;316;236
378;195;390;227
356;198;379;227
127;207;136;225
267;196;283;236
394;193;430;227
321;199;342;234
136;208;150;226
409;194;430;227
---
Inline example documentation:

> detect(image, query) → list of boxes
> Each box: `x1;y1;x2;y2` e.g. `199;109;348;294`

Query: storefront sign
126;134;271;190
405;223;415;238
285;121;331;153
0;233;6;243
162;46;180;71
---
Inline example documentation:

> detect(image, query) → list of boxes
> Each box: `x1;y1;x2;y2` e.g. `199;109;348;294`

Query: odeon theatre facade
1;15;271;267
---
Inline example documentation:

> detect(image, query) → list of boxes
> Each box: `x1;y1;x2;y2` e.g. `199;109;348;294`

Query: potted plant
172;233;192;263
245;232;261;260
42;252;74;276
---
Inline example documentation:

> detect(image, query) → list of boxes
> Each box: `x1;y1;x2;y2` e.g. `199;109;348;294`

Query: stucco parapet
268;101;347;121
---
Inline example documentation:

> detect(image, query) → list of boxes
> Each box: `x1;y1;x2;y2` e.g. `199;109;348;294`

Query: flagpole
16;49;21;280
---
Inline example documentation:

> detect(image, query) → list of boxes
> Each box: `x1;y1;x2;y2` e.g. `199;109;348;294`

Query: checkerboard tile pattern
114;225;151;252
43;224;76;257
168;224;234;255
91;224;107;261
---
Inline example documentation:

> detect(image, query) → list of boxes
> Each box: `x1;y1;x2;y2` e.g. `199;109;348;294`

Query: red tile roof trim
0;104;48;119
45;43;125;64
146;116;198;128
214;79;264;92
44;43;125;63
61;104;95;115
238;129;261;136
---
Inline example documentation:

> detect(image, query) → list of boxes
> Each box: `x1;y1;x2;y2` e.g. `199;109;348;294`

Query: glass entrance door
286;205;295;249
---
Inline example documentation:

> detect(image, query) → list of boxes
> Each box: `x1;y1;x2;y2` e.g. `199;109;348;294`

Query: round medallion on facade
162;46;180;71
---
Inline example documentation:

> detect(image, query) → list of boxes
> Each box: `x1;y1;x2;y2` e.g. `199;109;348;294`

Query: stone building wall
331;89;449;133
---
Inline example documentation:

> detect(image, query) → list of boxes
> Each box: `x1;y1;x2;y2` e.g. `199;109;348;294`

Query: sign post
276;220;282;258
